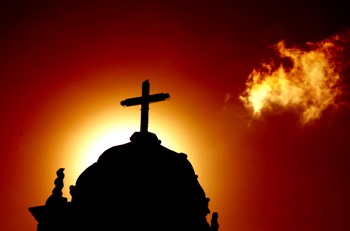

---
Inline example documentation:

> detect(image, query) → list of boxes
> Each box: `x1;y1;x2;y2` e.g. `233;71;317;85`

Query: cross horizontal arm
120;93;170;107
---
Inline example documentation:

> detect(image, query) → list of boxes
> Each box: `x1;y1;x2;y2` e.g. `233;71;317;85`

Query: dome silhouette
29;80;219;231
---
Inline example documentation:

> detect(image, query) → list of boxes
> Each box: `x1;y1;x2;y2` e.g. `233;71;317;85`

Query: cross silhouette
120;80;170;133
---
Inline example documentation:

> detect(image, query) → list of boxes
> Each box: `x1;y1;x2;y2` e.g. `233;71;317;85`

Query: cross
120;79;170;133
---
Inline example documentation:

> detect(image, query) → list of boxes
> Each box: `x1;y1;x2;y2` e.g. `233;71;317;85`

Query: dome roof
29;80;218;231
68;132;212;231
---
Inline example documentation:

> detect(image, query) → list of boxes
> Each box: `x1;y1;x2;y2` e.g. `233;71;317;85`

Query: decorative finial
211;212;219;231
45;168;67;206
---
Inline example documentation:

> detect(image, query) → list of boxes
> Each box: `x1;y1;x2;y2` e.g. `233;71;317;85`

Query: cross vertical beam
140;80;150;133
120;80;170;134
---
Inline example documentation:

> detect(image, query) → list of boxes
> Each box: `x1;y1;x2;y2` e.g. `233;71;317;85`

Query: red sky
1;1;350;231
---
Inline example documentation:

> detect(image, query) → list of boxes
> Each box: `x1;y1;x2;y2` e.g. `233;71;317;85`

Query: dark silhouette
29;80;219;231
211;212;219;231
45;168;67;207
120;79;170;133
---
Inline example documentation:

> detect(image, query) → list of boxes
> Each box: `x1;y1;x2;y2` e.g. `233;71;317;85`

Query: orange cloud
240;31;349;124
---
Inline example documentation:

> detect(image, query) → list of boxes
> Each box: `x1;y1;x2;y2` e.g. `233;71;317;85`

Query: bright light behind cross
60;106;194;191
79;124;133;168
62;113;138;182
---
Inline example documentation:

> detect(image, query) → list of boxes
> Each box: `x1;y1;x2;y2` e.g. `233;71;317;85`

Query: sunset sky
1;1;350;231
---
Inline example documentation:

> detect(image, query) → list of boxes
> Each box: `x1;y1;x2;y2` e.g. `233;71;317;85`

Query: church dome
29;81;218;231
68;132;212;231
